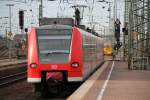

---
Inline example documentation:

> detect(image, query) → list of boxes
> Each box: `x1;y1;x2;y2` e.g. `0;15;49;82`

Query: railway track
0;47;17;59
0;61;27;87
0;71;26;87
0;57;17;60
0;61;26;69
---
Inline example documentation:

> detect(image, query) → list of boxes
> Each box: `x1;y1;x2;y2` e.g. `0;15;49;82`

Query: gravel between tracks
0;80;36;100
0;80;67;100
0;79;81;100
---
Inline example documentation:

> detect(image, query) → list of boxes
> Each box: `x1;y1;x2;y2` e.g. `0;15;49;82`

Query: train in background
27;18;105;96
103;42;113;56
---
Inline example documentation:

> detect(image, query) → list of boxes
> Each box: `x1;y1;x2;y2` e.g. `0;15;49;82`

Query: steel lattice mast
126;0;150;69
123;0;130;61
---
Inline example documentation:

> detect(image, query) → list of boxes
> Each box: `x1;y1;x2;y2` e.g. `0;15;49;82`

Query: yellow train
103;42;113;56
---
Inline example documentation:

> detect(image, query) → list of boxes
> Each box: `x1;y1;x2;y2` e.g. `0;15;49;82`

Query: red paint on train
27;25;104;83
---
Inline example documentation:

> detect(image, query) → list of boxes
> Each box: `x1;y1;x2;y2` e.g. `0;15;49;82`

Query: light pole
102;26;106;38
2;17;9;45
6;4;14;61
39;0;43;25
39;0;57;25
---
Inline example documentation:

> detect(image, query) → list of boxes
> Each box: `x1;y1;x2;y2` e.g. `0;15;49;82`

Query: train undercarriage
34;71;75;98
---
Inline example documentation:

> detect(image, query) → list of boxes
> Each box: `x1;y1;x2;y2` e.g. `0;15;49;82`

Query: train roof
37;25;72;30
37;24;102;38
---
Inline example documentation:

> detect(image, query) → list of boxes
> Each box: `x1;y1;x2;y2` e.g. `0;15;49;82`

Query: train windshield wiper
45;50;69;56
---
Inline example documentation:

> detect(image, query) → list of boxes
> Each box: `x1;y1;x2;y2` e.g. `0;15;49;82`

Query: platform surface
101;61;150;100
68;61;150;100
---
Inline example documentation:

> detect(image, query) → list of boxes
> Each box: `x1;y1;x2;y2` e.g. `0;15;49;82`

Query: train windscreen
37;29;72;64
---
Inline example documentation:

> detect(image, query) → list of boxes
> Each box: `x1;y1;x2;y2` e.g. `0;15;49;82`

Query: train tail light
71;62;79;68
30;63;38;68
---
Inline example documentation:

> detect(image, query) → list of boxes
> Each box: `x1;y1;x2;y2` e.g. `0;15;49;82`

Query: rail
0;60;26;68
0;71;26;87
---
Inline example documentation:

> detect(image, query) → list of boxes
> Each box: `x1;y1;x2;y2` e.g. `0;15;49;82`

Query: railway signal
19;10;25;40
19;10;24;29
25;28;28;44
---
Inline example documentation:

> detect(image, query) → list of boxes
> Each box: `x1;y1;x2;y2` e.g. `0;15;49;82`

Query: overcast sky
0;0;124;37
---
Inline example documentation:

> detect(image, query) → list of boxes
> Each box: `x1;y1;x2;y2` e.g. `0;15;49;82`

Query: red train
27;24;104;96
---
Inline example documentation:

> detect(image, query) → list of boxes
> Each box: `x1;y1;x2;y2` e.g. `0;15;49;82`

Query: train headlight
30;63;38;68
71;62;79;68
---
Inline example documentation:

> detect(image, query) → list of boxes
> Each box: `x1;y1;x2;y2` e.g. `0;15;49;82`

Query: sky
0;0;124;37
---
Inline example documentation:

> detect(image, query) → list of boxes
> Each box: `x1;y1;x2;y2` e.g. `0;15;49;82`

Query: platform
102;61;150;100
68;61;150;100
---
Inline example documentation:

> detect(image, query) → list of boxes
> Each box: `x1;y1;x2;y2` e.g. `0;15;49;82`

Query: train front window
37;29;72;64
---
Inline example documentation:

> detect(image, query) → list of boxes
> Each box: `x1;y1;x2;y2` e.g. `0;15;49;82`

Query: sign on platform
7;32;13;40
